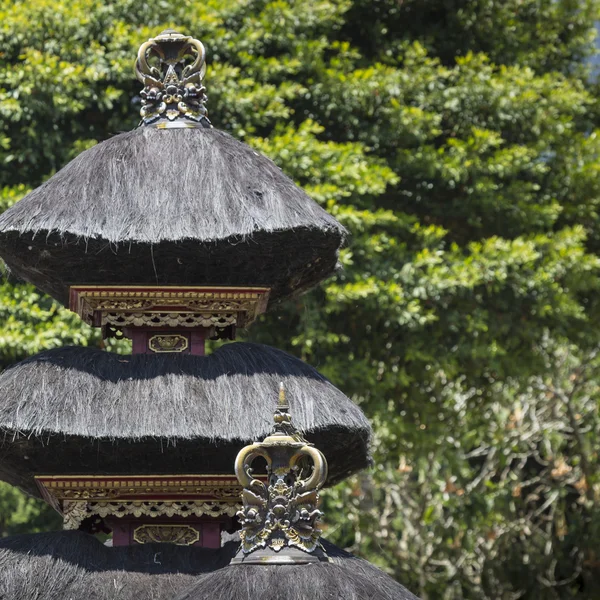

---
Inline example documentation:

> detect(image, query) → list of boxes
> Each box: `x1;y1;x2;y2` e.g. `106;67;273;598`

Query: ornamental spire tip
135;29;211;128
231;388;329;564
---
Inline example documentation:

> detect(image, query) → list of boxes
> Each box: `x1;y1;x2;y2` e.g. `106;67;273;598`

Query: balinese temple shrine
0;31;419;600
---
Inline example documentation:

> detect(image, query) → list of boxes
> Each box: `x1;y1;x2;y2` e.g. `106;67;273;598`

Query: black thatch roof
0;343;371;494
0;531;420;600
0;127;346;306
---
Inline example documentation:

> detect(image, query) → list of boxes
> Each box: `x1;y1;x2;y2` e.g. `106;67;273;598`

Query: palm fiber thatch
0;126;346;306
0;343;371;495
0;531;420;600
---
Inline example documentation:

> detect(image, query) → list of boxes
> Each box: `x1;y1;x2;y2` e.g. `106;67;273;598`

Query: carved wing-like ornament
233;386;329;561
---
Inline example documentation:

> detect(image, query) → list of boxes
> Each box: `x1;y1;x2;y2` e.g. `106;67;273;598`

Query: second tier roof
0;342;371;495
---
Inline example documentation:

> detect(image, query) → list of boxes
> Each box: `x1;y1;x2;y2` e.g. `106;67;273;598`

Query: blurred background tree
1;1;600;597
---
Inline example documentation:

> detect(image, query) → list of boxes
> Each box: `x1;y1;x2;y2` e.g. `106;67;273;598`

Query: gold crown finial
135;30;211;128
231;389;329;565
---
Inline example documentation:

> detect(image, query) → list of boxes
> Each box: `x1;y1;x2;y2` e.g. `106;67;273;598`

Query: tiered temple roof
0;29;420;600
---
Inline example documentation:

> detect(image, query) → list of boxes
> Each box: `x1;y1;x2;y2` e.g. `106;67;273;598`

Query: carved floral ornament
135;29;211;127
231;385;330;565
149;334;189;353
35;474;246;530
133;524;200;546
68;286;270;330
62;500;239;531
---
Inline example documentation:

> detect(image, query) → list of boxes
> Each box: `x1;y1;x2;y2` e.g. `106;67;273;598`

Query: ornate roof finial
272;382;303;439
135;29;211;128
231;388;329;564
278;381;287;407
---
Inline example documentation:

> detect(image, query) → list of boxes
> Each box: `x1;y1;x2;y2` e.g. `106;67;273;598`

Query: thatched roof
0;127;346;306
0;343;371;494
0;128;341;243
0;343;367;440
0;531;420;600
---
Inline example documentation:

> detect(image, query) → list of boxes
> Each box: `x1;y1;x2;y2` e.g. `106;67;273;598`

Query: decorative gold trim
63;500;238;530
149;334;189;353
36;474;263;529
103;312;236;329
133;524;200;546
54;485;241;501
36;474;244;502
69;286;270;330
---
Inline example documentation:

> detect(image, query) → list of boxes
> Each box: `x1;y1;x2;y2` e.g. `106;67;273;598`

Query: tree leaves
1;2;600;598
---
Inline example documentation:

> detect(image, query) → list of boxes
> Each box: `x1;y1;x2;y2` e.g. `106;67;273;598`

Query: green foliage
0;482;61;537
1;1;600;598
0;282;99;367
343;0;599;72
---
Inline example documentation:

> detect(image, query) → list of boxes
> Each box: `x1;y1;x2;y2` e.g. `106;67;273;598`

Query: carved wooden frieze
69;285;270;333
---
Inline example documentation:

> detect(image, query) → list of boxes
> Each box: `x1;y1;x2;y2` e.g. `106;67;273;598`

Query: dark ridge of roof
0;531;420;600
0;427;366;497
0;127;346;306
0;228;342;307
0;343;371;493
0;127;345;244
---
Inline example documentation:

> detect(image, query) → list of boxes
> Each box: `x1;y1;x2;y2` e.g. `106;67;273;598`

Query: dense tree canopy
1;1;600;598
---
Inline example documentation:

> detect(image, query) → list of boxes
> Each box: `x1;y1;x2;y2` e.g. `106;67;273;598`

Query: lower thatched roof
0;531;420;600
0;343;371;494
